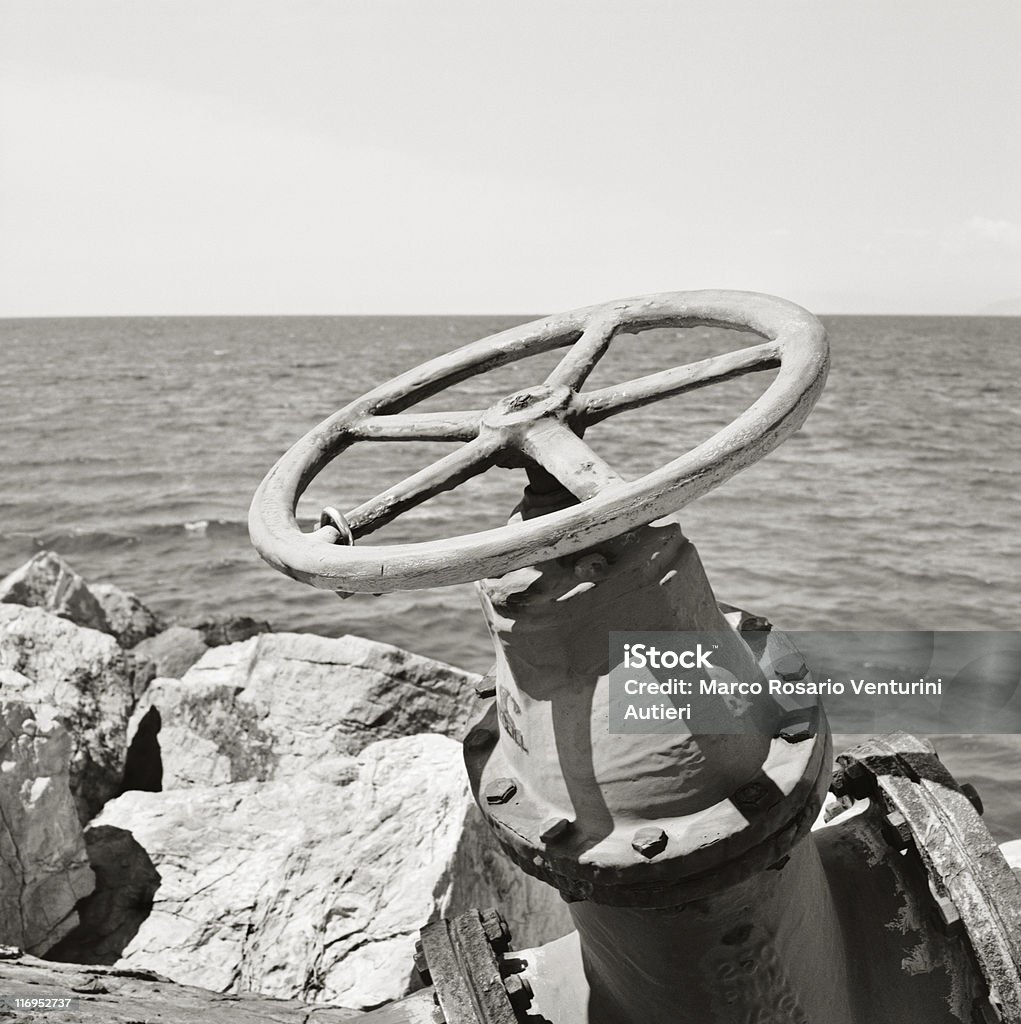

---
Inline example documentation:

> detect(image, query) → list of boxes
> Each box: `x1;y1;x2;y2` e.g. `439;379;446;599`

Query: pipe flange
464;705;832;907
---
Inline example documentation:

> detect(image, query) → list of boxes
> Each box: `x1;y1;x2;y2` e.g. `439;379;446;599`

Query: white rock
90;583;164;649
129;632;482;787
0;606;135;820
131;627;208;683
93;733;571;1010
0;553;110;635
0;697;94;954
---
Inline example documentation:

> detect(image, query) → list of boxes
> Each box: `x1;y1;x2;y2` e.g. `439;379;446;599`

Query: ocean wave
8;519;254;552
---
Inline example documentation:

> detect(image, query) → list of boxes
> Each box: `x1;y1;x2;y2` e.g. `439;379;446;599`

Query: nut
883;810;913;851
474;675;497;699
464;728;495;751
777;716;814;744
503;973;533;1010
631;827;668;858
484;778;518;805
539;817;571;843
772;655;808;682
733;782;773;810
480;909;510;949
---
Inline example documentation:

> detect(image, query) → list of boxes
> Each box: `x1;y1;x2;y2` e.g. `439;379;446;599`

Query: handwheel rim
249;290;828;592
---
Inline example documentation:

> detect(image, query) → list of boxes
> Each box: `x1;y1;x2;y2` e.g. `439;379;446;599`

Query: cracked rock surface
0;949;362;1022
0;700;94;954
129;632;483;787
0;605;137;822
80;733;570;1011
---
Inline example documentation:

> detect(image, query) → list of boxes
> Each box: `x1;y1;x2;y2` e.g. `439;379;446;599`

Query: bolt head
539;817;571;843
474;678;497;699
883;810;913;850
573;553;609;581
631;827;668;858
464;728;495;751
480;908;510;949
773;655;808;682
504;973;533;1009
739;614;771;633
734;782;770;809
484;778;518;805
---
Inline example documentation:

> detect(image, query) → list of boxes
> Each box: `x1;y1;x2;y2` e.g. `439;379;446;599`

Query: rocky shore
0;552;571;1017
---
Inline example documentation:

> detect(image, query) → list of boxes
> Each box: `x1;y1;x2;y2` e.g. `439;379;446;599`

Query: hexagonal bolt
772;655;808;682
485;778;518;805
883;810;913;851
503;973;533;1011
631;827;668;859
573;553;609;581
733;782;772;810
474;676;497;699
738;613;771;633
777;716;814;744
539;817;571;844
480;908;510;950
464;728;495;752
960;782;984;816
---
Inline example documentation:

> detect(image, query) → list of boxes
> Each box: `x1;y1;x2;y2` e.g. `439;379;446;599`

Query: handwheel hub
481;383;574;431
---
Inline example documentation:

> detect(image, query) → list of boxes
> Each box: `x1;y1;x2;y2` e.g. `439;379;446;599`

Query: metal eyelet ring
318;506;355;546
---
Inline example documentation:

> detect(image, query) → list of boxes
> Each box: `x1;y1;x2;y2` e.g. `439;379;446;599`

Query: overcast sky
1;1;1018;316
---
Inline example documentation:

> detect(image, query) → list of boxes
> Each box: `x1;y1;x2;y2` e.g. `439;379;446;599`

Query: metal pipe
464;516;840;1019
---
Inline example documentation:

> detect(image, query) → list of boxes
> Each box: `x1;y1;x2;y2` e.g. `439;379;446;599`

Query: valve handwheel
249;290;828;592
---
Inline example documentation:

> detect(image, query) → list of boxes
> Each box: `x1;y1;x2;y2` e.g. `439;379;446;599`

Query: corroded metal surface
837;733;1021;1023
417;910;523;1024
249;290;828;592
464;520;830;907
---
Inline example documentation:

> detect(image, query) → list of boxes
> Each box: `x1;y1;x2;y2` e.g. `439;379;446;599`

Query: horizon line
2;310;1018;321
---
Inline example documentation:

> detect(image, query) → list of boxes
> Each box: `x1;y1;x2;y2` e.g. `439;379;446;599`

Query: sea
1;313;1019;839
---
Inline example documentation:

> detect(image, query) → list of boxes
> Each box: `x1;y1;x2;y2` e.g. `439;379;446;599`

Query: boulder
90;583;164;649
0;697;94;954
0;552;110;636
0;552;165;651
131;627;209;683
75;734;571;1010
0;606;136;821
128;632;481;787
192;616;271;648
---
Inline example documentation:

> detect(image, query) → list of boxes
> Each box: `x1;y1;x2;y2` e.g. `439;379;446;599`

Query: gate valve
249;290;827;592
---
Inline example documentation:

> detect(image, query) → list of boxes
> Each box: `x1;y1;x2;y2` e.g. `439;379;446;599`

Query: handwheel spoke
345;436;500;536
518;421;625;500
545;315;620;390
351;409;483;442
579;341;780;424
